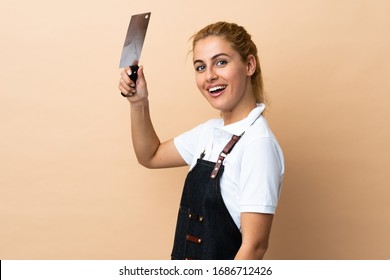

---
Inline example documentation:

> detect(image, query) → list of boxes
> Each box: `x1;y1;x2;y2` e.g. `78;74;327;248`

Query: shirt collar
214;103;265;136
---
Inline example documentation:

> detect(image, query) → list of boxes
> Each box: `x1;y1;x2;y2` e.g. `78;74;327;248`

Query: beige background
1;0;389;259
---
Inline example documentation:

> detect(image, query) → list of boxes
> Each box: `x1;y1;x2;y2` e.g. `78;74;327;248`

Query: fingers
137;65;146;85
119;67;136;96
118;66;148;100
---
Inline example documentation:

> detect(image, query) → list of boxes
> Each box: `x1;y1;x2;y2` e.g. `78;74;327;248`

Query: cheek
229;68;247;88
195;74;203;91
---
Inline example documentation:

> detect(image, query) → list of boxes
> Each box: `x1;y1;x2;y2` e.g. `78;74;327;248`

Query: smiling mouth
208;85;227;95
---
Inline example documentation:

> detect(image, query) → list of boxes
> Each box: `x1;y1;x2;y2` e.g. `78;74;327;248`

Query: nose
206;67;218;83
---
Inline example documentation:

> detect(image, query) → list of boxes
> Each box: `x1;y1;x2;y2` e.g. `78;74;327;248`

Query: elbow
133;151;154;169
136;156;161;169
137;158;154;169
236;241;269;260
256;243;269;259
251;241;269;260
133;147;162;169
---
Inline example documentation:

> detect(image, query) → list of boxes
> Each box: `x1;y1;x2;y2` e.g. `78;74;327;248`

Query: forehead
193;35;236;59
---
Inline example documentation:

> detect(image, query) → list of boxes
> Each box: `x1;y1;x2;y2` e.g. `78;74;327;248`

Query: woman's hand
118;66;148;103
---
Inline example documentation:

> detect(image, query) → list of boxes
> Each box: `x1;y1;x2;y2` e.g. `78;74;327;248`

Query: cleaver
119;12;151;89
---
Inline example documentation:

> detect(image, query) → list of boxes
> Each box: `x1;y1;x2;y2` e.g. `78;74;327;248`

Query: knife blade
119;12;151;85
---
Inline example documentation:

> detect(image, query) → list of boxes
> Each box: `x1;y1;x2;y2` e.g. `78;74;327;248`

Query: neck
221;80;257;125
222;100;257;125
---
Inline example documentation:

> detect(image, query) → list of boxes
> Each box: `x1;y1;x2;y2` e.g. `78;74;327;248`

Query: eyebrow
193;53;231;65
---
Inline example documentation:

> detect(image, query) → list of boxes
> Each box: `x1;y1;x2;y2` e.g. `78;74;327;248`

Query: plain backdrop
1;0;389;259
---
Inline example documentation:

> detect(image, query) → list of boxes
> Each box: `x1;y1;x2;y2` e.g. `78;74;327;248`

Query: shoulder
239;116;280;149
173;118;222;165
176;118;221;139
237;116;284;171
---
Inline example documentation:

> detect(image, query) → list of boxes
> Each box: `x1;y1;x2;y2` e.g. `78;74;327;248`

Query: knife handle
129;65;139;83
121;65;139;97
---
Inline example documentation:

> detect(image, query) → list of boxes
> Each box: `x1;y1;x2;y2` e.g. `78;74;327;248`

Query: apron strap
210;134;242;179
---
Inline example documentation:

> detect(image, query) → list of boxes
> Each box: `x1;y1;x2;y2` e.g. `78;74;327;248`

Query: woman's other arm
234;212;273;260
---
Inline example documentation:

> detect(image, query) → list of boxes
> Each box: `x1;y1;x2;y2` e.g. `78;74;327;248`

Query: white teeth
208;85;226;93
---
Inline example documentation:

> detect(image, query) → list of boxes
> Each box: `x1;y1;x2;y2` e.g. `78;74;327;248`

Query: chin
203;93;234;112
208;102;232;113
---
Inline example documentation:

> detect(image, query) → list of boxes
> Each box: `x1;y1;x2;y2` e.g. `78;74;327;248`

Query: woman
118;22;284;260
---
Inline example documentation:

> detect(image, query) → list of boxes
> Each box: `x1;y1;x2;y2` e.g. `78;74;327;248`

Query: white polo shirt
174;104;284;230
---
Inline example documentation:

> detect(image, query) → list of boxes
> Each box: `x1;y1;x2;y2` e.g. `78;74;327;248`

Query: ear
246;54;257;77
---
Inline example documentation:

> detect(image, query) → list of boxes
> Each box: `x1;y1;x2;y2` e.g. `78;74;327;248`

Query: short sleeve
239;137;284;214
174;120;214;166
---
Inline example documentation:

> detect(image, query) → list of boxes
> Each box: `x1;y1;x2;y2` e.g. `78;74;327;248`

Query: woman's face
193;35;256;122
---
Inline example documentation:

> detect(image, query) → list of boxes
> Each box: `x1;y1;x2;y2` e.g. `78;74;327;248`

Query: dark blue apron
171;135;242;260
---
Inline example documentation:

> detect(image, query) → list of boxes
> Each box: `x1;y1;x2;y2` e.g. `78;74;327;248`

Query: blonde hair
191;22;264;103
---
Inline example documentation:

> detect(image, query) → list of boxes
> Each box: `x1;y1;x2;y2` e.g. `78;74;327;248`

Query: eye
195;64;206;72
216;60;227;67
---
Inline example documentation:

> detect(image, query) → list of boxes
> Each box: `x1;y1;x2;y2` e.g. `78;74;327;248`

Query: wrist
129;98;149;109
